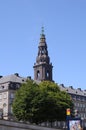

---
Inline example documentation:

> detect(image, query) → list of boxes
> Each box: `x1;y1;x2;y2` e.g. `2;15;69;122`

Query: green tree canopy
12;80;74;124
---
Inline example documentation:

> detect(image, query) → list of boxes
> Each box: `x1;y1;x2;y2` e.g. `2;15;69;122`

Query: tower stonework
33;28;53;81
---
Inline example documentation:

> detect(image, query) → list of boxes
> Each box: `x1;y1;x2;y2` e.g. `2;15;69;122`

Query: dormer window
2;86;4;89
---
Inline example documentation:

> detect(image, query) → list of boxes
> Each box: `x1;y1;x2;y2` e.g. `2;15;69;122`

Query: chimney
14;73;19;77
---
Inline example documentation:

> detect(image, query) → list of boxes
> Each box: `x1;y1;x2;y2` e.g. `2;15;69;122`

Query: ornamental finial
41;26;44;35
40;26;45;40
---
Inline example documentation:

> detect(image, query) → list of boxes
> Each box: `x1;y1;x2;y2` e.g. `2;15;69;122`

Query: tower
33;27;53;81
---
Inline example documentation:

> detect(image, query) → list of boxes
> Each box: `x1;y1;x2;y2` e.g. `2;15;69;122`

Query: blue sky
0;0;86;90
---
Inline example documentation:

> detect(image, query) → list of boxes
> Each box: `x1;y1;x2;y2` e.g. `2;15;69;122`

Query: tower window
46;70;49;78
37;70;40;79
42;50;44;54
41;47;45;54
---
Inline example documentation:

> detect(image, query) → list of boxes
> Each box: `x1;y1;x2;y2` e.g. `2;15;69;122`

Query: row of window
0;93;14;100
74;102;86;107
0;83;20;90
37;70;50;79
72;95;86;101
78;113;86;119
77;107;86;111
9;83;20;89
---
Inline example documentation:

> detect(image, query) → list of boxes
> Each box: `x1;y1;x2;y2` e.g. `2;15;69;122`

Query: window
77;103;80;107
3;93;7;99
42;50;44;54
0;94;2;100
37;70;40;79
3;103;7;115
16;84;20;89
46;70;49;78
10;93;14;99
11;106;13;114
2;86;4;89
74;103;77;106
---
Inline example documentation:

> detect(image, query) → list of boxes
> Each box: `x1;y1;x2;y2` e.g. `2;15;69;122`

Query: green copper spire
41;26;44;35
40;26;45;39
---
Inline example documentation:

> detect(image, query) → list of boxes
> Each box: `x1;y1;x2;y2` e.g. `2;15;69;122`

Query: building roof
0;73;27;84
0;73;86;97
59;84;86;97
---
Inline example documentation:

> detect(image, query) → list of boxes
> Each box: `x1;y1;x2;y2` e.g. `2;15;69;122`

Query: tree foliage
12;80;74;124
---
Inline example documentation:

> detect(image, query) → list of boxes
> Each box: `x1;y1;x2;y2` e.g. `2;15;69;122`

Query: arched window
41;47;45;54
46;70;49;78
37;70;40;79
11;106;13;114
42;50;44;54
3;103;7;116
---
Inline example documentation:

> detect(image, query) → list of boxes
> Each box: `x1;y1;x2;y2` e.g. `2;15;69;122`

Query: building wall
0;74;28;120
60;84;86;126
0;119;61;130
0;74;86;126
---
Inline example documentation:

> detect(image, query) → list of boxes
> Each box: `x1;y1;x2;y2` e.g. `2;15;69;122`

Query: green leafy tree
12;80;39;122
38;81;74;122
12;80;74;124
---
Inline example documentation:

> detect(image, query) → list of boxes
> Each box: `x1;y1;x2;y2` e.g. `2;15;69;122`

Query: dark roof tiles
0;74;27;84
59;84;86;96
